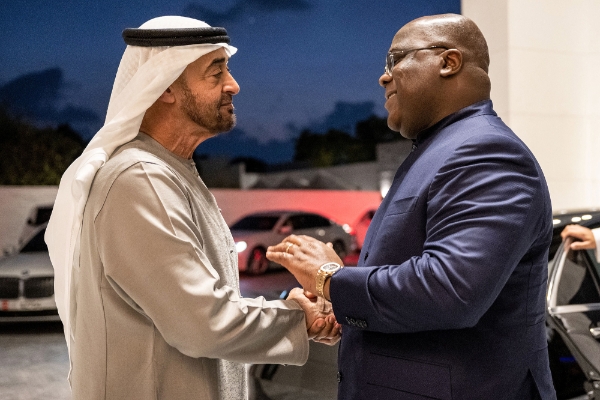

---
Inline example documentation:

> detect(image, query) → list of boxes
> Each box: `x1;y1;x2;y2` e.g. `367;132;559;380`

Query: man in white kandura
45;16;339;400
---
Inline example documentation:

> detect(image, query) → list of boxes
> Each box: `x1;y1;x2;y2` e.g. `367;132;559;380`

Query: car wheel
332;240;347;259
247;247;269;275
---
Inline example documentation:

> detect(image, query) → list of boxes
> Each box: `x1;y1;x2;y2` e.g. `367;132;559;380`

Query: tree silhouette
0;107;85;185
293;114;405;167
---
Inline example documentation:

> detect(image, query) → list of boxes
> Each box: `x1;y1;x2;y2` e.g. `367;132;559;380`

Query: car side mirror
278;225;292;235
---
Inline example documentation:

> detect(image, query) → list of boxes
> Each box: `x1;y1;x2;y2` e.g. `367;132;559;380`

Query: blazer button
337;372;342;383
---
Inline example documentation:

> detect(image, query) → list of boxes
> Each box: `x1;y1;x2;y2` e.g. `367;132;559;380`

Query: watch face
322;263;340;272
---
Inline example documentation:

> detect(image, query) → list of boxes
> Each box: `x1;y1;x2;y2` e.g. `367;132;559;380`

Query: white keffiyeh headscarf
45;16;237;358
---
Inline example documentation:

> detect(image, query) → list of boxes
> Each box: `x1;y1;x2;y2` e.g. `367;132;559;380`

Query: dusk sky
0;0;460;163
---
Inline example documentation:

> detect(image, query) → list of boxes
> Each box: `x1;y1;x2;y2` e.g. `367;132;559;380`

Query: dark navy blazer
330;101;556;400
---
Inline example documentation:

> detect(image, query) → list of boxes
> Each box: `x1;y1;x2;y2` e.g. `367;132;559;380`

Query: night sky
0;0;460;163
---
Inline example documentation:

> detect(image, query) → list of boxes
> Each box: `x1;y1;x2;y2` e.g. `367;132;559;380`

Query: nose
379;72;392;88
224;71;240;95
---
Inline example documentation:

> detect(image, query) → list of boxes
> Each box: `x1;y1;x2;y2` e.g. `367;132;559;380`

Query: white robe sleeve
94;161;309;365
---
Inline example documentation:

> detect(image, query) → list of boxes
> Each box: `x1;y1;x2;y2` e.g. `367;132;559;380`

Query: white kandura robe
70;133;308;399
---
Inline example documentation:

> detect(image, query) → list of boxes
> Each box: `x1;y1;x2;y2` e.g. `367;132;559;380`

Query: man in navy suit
267;13;556;399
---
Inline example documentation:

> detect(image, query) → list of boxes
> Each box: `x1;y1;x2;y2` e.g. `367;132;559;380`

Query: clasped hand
267;234;345;345
287;287;341;345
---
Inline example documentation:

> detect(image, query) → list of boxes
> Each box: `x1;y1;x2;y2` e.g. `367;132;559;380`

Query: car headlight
235;241;247;253
342;223;357;237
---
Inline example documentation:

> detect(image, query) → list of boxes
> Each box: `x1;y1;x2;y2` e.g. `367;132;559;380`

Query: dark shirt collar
413;99;495;146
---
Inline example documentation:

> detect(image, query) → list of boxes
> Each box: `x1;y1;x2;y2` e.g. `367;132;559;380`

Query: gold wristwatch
316;262;342;298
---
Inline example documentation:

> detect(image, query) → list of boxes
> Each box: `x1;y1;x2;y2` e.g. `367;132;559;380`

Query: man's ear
157;86;176;104
440;49;462;77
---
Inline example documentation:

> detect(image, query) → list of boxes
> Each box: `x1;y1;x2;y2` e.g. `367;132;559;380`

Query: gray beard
180;83;236;134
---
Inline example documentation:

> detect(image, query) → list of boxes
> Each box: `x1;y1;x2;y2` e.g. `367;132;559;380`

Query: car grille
0;278;20;299
0;310;59;318
0;277;54;299
24;277;54;298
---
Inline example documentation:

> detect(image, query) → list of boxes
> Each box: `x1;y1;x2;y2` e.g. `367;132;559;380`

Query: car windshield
230;216;280;231
21;228;48;253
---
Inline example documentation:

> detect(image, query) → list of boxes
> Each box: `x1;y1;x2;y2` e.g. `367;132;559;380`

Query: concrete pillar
462;0;600;210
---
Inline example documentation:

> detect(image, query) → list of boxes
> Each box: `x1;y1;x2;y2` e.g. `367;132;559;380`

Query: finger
313;325;342;342
562;225;582;239
560;228;570;240
312;317;338;339
304;290;317;299
570;241;594;250
283;235;302;246
267;241;292;254
266;248;285;264
327;319;342;337
266;244;296;264
327;314;337;325
267;237;304;262
326;242;333;248
307;317;327;338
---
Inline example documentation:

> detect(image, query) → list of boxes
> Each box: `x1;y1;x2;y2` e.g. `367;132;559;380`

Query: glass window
289;215;309;230
557;250;600;306
31;207;53;226
288;214;331;229
306;214;331;228
230;216;279;231
21;228;48;253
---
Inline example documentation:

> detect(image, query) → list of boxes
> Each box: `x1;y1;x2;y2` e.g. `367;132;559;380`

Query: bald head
406;14;490;73
380;14;492;139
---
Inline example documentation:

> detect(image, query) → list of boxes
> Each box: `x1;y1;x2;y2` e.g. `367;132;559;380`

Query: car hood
0;252;53;278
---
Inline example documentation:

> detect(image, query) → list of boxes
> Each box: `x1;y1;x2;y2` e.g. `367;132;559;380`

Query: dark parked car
547;214;600;399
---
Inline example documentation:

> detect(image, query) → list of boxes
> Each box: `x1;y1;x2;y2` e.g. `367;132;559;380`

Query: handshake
286;287;341;346
267;234;346;346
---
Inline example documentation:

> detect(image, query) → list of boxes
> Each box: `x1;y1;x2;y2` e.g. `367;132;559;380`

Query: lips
220;94;234;108
386;92;397;100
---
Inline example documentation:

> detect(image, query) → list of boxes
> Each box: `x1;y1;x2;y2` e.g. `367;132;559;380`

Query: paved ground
0;270;298;399
0;322;70;400
0;270;591;400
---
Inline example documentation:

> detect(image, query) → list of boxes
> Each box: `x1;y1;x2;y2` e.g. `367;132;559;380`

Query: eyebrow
206;57;227;70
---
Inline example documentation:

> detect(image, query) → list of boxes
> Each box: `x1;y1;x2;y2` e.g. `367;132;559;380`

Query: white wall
0;186;58;255
211;189;381;227
462;0;600;211
0;186;381;259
